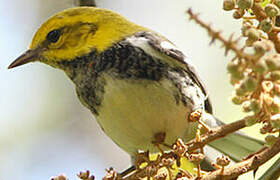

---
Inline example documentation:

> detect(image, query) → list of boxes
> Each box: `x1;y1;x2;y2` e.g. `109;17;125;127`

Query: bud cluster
223;0;280;20
223;0;280;136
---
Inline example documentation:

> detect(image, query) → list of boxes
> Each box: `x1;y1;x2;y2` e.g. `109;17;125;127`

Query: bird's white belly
95;75;198;155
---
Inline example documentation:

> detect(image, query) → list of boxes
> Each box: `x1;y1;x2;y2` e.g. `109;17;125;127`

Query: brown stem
197;164;201;178
186;118;246;152
186;8;253;61
195;139;280;180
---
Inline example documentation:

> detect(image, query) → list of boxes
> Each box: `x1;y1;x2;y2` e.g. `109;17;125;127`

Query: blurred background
0;0;279;179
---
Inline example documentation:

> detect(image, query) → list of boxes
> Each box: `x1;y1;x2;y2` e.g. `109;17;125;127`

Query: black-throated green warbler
8;7;263;172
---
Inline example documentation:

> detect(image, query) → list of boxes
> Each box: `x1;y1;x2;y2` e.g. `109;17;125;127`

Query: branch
197;139;280;180
186;8;253;60
186;118;246;152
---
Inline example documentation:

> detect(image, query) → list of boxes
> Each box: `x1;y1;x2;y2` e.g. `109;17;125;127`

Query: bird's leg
152;132;167;154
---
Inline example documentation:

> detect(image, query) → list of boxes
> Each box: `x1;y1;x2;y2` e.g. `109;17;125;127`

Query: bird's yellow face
9;7;146;69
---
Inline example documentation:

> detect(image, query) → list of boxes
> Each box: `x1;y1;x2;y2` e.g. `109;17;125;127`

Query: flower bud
235;83;247;96
230;75;241;85
189;153;205;164
271;71;280;80
262;40;274;52
265;54;280;71
227;61;239;73
260;19;273;33
231;72;244;80
246;38;255;47
242;100;252;112
154;173;167;180
144;165;158;177
270;114;280;129
265;135;278;147
243;76;258;92
260;123;273;134
227;61;244;79
173;138;188;156
254;60;267;74
265;4;279;17
242;99;260;113
223;0;236;11
104;168;118;180
237;0;253;9
251;99;261;113
216;156;230;166
262;81;274;92
233;9;245;19
231;93;245;104
253;41;267;57
241;22;251;36
50;174;68;180
247;28;260;41
162;157;175;167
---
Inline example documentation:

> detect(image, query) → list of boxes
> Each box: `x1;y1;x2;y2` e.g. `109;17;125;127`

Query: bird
8;7;264;174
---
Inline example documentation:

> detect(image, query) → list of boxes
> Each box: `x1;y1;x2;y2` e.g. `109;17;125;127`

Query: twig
186;118;246;152
195;139;280;180
186;8;253;61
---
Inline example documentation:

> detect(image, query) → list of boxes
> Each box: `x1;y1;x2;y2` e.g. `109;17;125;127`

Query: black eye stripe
46;29;61;43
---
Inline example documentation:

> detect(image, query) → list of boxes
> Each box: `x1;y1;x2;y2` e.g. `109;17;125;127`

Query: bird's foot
152;132;172;153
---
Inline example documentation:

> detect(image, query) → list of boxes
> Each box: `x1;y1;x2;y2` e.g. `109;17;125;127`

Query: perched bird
9;7;263;172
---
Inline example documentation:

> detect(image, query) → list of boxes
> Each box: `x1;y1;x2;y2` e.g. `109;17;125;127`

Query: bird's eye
46;29;61;43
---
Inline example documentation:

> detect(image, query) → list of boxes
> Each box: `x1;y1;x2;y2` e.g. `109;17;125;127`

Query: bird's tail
208;131;264;162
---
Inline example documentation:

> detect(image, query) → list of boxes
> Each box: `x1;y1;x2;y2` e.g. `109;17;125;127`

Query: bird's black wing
135;31;213;113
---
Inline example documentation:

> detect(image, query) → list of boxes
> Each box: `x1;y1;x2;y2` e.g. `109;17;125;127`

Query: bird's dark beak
8;48;42;69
